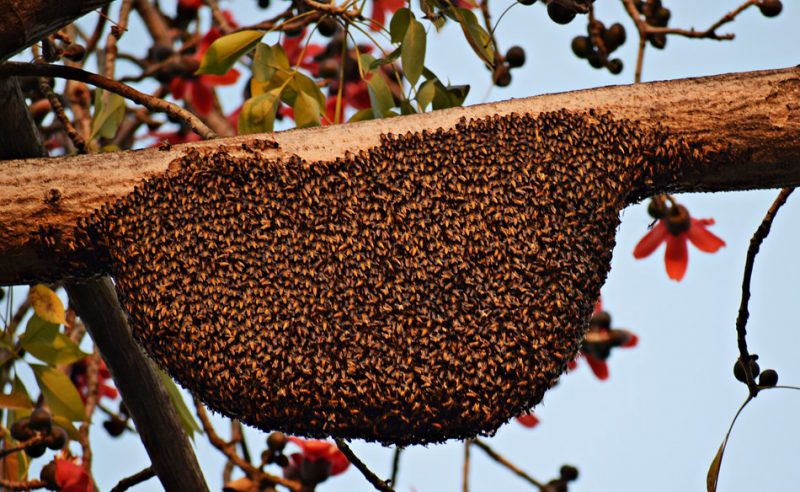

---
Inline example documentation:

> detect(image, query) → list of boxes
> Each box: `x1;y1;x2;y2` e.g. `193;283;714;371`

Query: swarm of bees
53;110;700;445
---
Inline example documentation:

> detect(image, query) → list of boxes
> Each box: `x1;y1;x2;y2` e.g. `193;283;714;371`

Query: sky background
7;1;800;491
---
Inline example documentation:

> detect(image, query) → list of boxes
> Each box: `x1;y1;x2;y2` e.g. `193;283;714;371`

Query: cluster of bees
54;110;700;445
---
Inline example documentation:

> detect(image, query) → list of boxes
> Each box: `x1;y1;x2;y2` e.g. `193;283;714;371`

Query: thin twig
38;75;89;153
0;478;47;490
735;187;794;395
334;439;395;492
471;439;545;490
390;446;402;487
78;351;100;468
206;0;234;32
103;0;134;80
462;440;471;492
194;400;302;492
109;466;156;492
84;5;111;58
0;62;217;139
479;0;499;63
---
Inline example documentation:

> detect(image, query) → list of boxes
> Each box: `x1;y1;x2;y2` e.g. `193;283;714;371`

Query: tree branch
0;67;799;284
0;61;216;140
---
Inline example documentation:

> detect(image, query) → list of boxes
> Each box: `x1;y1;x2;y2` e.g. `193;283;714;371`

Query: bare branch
471;439;545;490
334;439;395;492
109;466;156;492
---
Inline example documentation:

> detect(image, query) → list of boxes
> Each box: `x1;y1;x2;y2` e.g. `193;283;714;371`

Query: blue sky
10;1;800;491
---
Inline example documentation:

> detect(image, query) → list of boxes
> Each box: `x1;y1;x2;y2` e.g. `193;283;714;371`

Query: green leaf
20;315;90;366
239;90;281;135
0;377;33;410
416;78;436;111
402;19;427;86
369;47;402;71
252;43;291;83
31;364;86;422
196;30;264;75
158;369;202;439
400;100;416;115
293;92;321;128
367;73;395;118
28;285;65;325
452;7;494;66
348;108;375;123
90;90;125;141
390;8;412;44
287;72;326;109
432;82;470;110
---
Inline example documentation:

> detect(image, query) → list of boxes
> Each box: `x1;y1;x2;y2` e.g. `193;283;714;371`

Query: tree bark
0;0;114;62
0;66;799;285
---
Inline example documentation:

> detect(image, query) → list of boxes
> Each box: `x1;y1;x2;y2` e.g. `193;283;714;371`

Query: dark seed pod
664;204;690;235
317;17;339;37
649;33;667;49
560;464;579;481
10;418;35;442
103;417;127;437
318;59;339;80
590;311;611;330
518;0;537;5
493;65;512;87
40;461;58;491
547;2;576;24
45;426;68;450
571;36;591;58
275;454;290;467
506;46;526;68
647;196;667;219
258;0;270;8
759;0;782;17
25;442;47;458
62;44;86;62
653;7;671;26
759;369;779;387
587;52;603;69
267;432;288;452
607;58;623;75
29;408;52;432
603;23;626;51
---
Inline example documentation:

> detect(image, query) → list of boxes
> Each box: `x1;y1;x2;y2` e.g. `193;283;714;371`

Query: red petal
593;297;602;314
328;449;350;476
585;355;609;380
686;218;725;253
201;68;240;87
633;221;668;259
191;82;214;115
664;234;688;281
55;460;92;492
516;413;540;428
369;0;387;30
621;332;639;348
198;28;222;58
168;78;187;99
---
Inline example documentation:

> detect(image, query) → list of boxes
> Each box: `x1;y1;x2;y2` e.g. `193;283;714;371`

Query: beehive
64;110;700;445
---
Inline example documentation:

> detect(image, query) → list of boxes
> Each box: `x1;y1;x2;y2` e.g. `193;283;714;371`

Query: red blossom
633;214;725;281
70;359;118;402
55;459;92;492
569;299;638;381
515;412;540;428
369;0;406;30
283;437;349;484
169;28;240;115
178;0;203;9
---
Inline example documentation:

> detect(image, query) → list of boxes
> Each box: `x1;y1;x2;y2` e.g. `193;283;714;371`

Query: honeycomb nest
70;110;698;445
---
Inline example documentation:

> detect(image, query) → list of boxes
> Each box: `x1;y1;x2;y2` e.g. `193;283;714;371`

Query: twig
0;62;217;139
479;0;499;64
297;0;362;18
0;478;47;490
103;0;134;80
471;439;545;490
0;435;48;458
133;0;173;47
38;75;89;153
84;5;111;58
206;0;234;33
78;351;100;468
735;187;794;395
462;440;470;492
390;446;402;487
109;466;156;492
334;439;395;492
194;401;302;492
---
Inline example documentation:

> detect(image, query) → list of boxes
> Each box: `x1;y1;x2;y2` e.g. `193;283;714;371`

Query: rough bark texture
0;0;113;61
0;67;799;284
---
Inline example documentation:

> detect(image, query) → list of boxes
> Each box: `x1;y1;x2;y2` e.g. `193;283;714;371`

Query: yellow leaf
28;285;65;325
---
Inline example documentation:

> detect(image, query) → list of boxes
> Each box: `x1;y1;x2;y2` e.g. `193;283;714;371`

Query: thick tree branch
66;278;210;492
0;67;799;284
0;0;114;61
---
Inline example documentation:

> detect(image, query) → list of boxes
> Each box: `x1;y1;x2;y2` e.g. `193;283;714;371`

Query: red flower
633;205;725;281
55;459;92;492
178;0;203;9
569;299;638;380
369;0;406;30
168;28;240;115
515;412;540;428
283;437;349;484
70;359;118;402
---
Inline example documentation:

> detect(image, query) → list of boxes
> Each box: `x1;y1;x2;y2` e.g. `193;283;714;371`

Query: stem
334;439;395;492
390;446;402;487
471;439;545;490
109;466;156;492
462;440;471;492
734;187;794;395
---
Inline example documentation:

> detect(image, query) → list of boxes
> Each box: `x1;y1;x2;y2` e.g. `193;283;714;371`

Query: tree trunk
0;66;799;285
